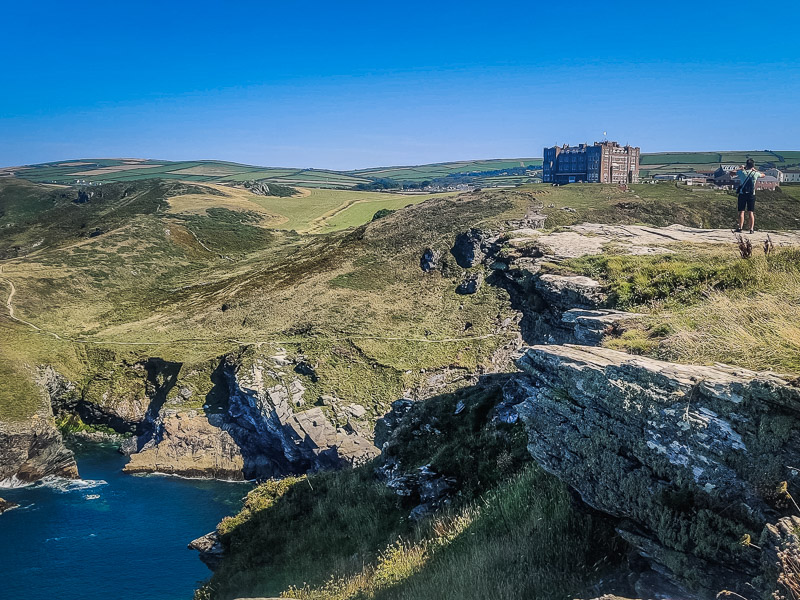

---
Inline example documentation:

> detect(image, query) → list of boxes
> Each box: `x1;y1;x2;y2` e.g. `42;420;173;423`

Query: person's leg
749;211;755;231
738;211;745;230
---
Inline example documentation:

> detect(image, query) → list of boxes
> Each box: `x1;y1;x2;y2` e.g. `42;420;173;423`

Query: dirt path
0;264;61;339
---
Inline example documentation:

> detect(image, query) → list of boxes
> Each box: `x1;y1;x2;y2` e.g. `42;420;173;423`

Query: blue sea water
0;442;251;600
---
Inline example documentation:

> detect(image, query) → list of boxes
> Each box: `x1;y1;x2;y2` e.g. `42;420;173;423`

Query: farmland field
5;151;800;190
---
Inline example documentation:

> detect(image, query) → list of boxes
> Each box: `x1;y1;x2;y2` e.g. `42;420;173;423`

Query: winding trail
0;264;61;339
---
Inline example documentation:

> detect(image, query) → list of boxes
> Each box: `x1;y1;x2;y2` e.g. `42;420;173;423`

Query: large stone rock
456;271;484;295
420;248;440;272
534;274;606;308
0;416;78;483
508;344;800;598
189;531;225;570
451;228;491;268
123;410;245;479
560;308;642;345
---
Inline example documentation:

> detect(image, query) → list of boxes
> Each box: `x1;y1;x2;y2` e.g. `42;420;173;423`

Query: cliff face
122;356;378;480
0;416;78;483
507;344;800;598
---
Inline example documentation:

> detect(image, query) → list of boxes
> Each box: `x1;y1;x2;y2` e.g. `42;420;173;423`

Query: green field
5;151;800;191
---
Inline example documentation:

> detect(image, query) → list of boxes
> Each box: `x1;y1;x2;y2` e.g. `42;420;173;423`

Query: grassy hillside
640;150;800;177
0;179;528;422
3;178;800;420
5;151;799;191
198;381;621;600
1;159;371;188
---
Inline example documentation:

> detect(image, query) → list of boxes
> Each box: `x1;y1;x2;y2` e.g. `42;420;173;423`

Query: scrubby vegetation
551;245;800;374
198;381;622;600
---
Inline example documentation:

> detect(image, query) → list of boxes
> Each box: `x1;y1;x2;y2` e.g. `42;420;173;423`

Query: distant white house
783;169;800;183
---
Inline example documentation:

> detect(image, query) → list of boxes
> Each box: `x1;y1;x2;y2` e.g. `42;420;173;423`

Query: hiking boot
748;229;754;234
734;227;742;233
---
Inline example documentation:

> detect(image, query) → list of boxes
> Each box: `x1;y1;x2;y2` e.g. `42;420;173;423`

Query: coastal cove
0;442;250;600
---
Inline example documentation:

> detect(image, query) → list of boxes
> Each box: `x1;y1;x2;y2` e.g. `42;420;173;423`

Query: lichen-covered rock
534;274;606;308
560;308;642;345
508;344;800;598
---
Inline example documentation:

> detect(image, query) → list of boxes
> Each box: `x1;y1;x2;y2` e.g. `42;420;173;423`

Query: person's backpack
740;171;756;195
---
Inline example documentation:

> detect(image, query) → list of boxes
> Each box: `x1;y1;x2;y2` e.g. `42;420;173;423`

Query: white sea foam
34;476;108;493
0;475;32;489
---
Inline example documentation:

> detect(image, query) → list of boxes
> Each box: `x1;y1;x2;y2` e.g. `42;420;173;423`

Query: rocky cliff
123;353;378;479
0;415;78;483
506;344;800;598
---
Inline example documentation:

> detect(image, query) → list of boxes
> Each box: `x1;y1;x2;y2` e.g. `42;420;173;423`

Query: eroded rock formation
0;416;78;483
506;344;800;597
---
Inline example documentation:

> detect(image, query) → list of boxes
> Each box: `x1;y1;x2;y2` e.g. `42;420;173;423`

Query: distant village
541;140;797;191
649;166;793;191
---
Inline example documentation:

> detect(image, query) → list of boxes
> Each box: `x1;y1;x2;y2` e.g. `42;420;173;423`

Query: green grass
11;151;800;190
245;187;451;233
0;181;527;427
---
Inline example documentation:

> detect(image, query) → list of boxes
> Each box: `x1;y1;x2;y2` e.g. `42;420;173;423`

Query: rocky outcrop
456;271;483;295
560;308;642;345
218;356;379;478
420;248;440;272
0;416;78;483
0;497;19;513
122;353;379;480
451;228;494;268
507;344;800;598
534;274;606;308
124;410;245;479
189;531;225;570
377;460;456;521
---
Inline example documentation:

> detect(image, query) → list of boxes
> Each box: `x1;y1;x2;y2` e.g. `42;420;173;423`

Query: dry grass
595;247;800;375
656;292;800;374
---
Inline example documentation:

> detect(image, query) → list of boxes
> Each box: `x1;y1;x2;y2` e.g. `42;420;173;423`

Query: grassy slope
199;382;620;600
545;245;800;375
532;182;800;230
0;180;527;421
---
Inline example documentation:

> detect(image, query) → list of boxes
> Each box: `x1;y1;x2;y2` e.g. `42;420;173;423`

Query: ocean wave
0;475;33;489
34;476;108;493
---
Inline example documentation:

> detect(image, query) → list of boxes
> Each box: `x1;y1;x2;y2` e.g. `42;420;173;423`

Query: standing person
734;159;765;234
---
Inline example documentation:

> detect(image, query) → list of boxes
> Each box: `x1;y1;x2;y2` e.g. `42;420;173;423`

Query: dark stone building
543;141;640;184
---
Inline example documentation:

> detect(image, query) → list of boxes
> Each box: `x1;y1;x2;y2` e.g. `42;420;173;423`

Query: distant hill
2;151;799;189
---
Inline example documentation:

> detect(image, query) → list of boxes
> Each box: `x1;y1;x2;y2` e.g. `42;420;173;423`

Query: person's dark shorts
738;192;756;212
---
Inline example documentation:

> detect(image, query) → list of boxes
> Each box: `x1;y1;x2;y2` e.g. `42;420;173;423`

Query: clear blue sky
2;1;798;169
